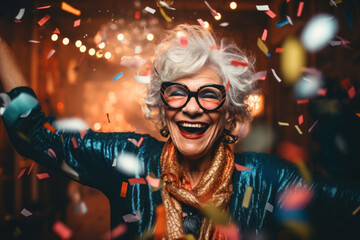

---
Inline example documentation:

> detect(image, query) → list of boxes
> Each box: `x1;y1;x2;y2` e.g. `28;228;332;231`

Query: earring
160;125;169;138
221;130;239;144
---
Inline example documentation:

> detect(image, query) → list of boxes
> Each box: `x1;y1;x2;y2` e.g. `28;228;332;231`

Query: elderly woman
0;25;359;239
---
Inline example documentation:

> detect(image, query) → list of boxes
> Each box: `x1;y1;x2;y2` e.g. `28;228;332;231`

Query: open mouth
176;122;209;139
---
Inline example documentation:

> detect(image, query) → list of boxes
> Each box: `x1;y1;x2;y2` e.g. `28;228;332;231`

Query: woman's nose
181;96;204;116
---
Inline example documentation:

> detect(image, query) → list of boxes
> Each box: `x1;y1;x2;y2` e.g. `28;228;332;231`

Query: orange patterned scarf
160;141;234;239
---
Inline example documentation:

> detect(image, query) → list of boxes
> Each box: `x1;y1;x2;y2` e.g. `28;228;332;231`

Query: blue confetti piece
113;72;123;82
276;19;289;28
345;11;353;32
3;93;38;125
267;53;272;57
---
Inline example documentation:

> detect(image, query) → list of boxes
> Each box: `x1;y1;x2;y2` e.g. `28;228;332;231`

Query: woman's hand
0;36;28;92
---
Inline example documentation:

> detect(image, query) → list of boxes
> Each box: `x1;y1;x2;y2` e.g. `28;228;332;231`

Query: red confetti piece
120;182;128;198
128;178;146;185
265;10;276;19
225;81;230;92
37;5;51;9
180;36;188;48
230;60;248;67
281;186;313;210
52;221;73;240
298;115;304;125
135;11;140;19
80;130;86;139
277;141;305;164
217;223;240;240
356;113;360;118
53;28;60;34
297;2;304;17
103;224;127;239
73;19;81;27
209;45;220;50
28;162;35;175
154;205;166;238
261;29;268;41
275;48;284;53
297;99;309;104
17;168;26;179
37;173;50;180
136;137;144;148
48;148;57;158
234;163;250;171
317;88;327;96
71;138;78;148
348;86;355;99
37;14;50;26
341;77;351;90
44;122;56;133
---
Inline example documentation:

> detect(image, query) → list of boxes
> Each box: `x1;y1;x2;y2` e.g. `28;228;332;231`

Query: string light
79;45;86;53
104;52;112;59
51;34;58;41
96;50;104;58
146;33;154;41
117;33;124;41
98;42;105;49
89;48;96;56
203;21;210;29
94;123;101;130
214;13;221;20
75;40;82;48
62;37;70;45
230;1;237;10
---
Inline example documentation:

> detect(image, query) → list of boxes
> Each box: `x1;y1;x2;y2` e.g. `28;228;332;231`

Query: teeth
178;122;207;128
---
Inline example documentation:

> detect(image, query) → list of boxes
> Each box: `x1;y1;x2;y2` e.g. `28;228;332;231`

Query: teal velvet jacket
3;87;360;239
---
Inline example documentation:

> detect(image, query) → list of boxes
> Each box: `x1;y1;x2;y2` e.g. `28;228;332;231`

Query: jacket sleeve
1;86;152;193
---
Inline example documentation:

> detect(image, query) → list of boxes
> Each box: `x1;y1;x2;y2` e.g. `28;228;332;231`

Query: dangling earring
160;125;169;138
221;129;238;144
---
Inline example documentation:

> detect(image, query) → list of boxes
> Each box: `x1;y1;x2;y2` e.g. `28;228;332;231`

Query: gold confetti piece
329;0;342;6
295;161;312;185
352;205;360;215
201;204;231;225
257;38;268;55
17;131;30;142
242;186;253;208
61;2;81;16
295;125;303;135
185;234;196;240
278;122;290;126
159;7;172;22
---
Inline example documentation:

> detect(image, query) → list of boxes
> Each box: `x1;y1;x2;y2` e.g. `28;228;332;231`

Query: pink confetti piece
180;36;188;48
52;221;73;240
28;162;35;175
197;18;205;27
297;99;309;104
348;86;356;99
298;115;304;125
36;173;50;180
209;45;220;50
73;19;81;27
71;138;78;148
134;11;140;19
47;148;57;158
37;14;50;26
127;138;138;146
128;178;147;185
146;174;161;188
230;60;248;67
308;120;319;133
136;137;144;148
47;49;55;59
225;81;230;92
234;163;250;171
53;28;60;34
281;186;313;210
21;208;32;217
317;88;327;96
275;48;284;53
80;129;87;139
103;224;127;239
261;29;268;41
122;211;141;222
37;5;51;9
217;223;240;240
17;168;26;179
297;2;304;17
271;68;282;82
254;71;267;80
265;10;276;19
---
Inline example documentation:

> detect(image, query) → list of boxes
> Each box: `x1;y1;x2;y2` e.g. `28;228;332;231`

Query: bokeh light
94;123;101;130
117;33;124;41
146;33;154;41
104;51;112;59
75;40;82;48
51;34;58;41
98;42;105;49
79;45;86;53
88;48;96;56
214;13;221;21
62;37;70;45
230;2;237;10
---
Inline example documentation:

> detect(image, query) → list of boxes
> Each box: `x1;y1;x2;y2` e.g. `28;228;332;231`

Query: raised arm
0;36;28;91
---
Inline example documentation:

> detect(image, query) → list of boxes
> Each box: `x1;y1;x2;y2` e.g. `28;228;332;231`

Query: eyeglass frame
160;81;226;111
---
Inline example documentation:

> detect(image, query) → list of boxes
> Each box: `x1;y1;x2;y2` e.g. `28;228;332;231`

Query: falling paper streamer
297;2;304;17
113;152;144;176
21;208;32;217
278;122;290;126
37;173;50;180
134;75;151;84
265;10;276;19
204;1;219;17
73;19;81;27
257;38;269;56
294;125;303;135
53;28;60;34
265;202;274;213
15;8;25;20
242;186;253;208
113;72;123;82
261;29;268;41
120;182;128;197
136;137;144;147
128;178;147;185
145;6;156;14
47;49;55;59
123;211;141;222
146;174;161;188
103;224;127;239
38;14;51;26
217;223;240;240
61;161;79;180
287;16;294;25
28;162;35;175
61;2;81;16
17;169;26;179
256;5;270;11
159;7;172;22
352;205;360;216
234;163;250;171
2;93;38;125
17;131;30;142
52;221;73;240
254;71;267;80
271;68;282;82
44;122;56;133
127;138;138;146
348;86;355;99
159;1;176;10
281;37;306;84
53;118;89;132
330;0;342;6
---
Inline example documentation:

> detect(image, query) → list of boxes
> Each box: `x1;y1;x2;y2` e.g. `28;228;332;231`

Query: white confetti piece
271;68;282;82
28;40;41;43
135;45;141;54
123;211;141;222
256;5;270;11
15;8;25;20
254;71;267;80
286;15;294;25
21;208;32;217
47;49;55;59
159;1;176;10
219;22;229;27
53;118;89;132
144;6;156;14
134;75;150;84
265;202;274;212
113;152;144;176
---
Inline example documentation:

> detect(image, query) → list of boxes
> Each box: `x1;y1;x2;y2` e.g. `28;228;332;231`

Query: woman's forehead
174;67;223;89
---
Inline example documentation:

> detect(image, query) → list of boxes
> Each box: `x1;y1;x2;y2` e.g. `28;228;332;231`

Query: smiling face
164;67;227;160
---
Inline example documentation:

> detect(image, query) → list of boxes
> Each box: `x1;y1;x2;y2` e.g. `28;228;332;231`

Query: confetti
159;1;176;10
145;6;156;14
225;81;230;92
37;5;51;9
180;36;188;48
234;163;250;171
297;2;304;17
37;173;50;180
123;211;141;223
2;93;38;125
271;68;282;82
276;19;289;28
294;125;303;135
73;19;81;27
197;18;205;27
261;29;268;41
217;223;240;240
17;169;26;179
297;99;309;104
128;177;147;185
159;7;172;22
256;5;270;11
28;40;40;43
287;16;294;25
356;113;360;118
53;118;88;132
146;173;161;188
317;88;327;96
28;162;35;175
120;182;128;197
298;115;304;125
127;138;138;146
281;38;306;84
136;137;144;147
257;38;269;56
341;77;351;90
61;2;81;16
103;224;127;240
71;138;78;148
352;205;360;215
330;0;342;6
281;186;313;210
308;120;318;133
20;208;32;217
48;148;57;158
265;202;274;212
120;56;146;69
348;86;355;99
154;205;166;238
61;161;79;180
275;48;283;53
47;49;55;59
204;1;219;17
134;75;151;83
201;204;230;225
242;186;253;208
329;40;341;46
135;45;141;54
52;221;73;240
113;72;123;82
15;8;25;20
37;14;50;26
134;11;140;19
113;152;144;176
17;131;30;142
219;22;229;27
79;201;87;214
254;71;267;80
230;60;248;67
53;28;60;34
265;10;276;19
278;122;290;126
